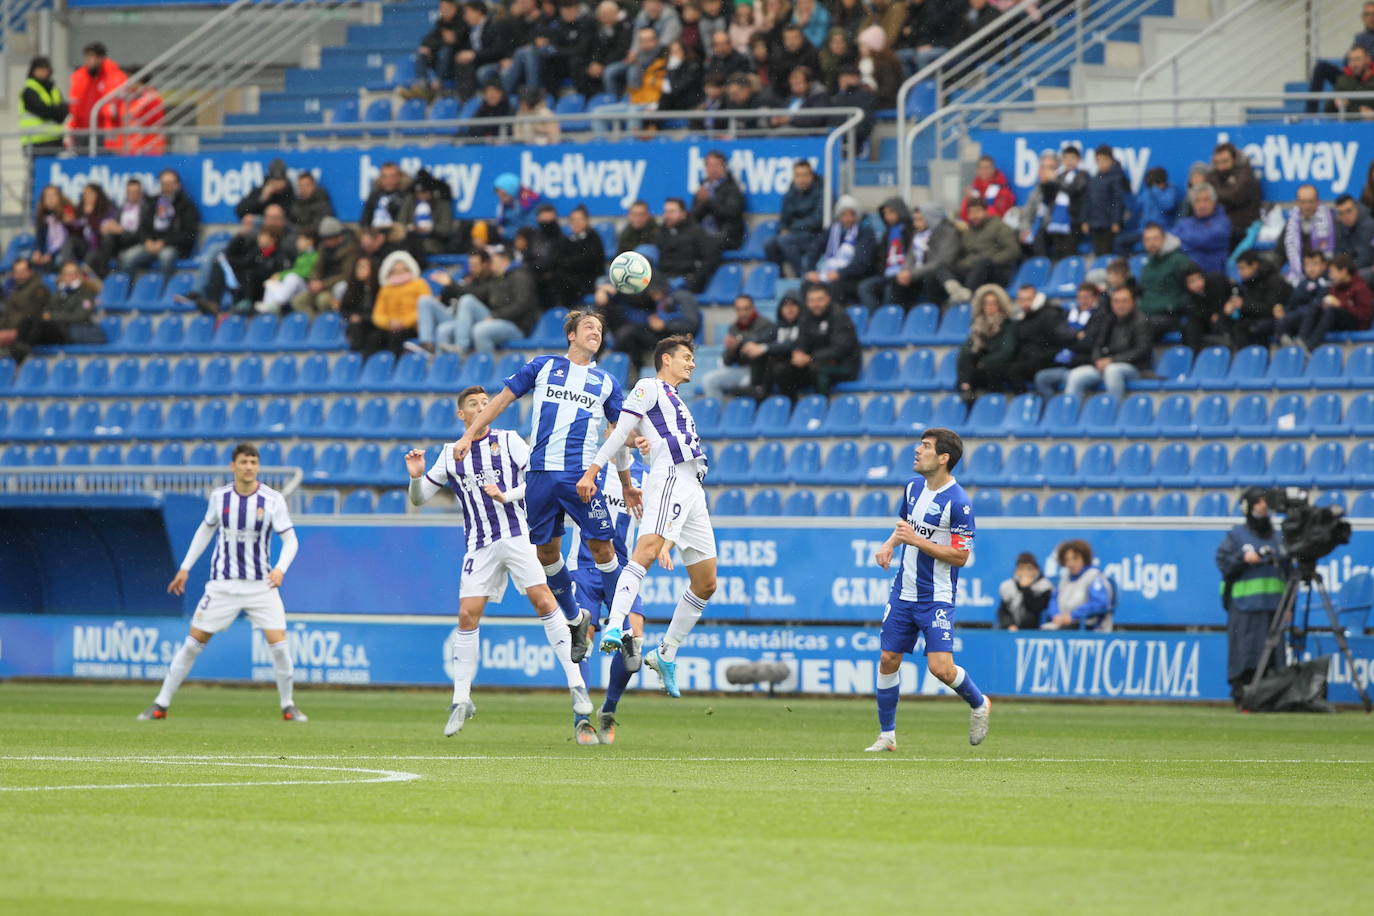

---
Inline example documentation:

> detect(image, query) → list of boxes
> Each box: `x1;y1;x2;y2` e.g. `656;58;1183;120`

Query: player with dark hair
867;427;989;751
452;310;642;667
139;443;305;722
409;386;599;743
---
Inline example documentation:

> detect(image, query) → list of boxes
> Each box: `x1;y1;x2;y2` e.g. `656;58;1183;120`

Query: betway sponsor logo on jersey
541;383;600;410
1014;637;1201;698
520;150;646;209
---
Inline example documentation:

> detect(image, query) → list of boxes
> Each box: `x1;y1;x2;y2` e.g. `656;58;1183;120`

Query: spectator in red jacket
68;42;126;152
122;79;165;156
959;155;1016;221
1293;253;1373;348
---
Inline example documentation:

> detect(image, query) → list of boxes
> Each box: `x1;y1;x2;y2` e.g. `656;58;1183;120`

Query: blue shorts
525;470;617;546
880;598;956;656
571;567;644;628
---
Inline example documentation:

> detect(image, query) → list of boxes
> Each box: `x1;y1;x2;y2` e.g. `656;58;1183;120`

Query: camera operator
1216;487;1286;708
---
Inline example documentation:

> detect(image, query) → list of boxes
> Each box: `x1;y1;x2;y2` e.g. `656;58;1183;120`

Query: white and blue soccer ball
609;250;653;295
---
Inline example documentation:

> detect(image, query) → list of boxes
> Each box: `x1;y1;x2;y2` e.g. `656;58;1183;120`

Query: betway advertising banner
973;123;1370;201
4;614;1372;704
43;138;824;224
272;520;1374;628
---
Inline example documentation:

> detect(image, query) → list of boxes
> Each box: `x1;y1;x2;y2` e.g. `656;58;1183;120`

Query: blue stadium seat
387;351;428;393
845;305;868;338
751;395;792;437
1042;493;1077;516
358;351;396;389
226;399;261;438
972;488;1003;517
1344;392;1374;437
711;442;751;484
1230;394;1270;437
1224;345;1268;388
454;352;493;389
933;349;957;389
1080;493;1114;517
1304;343;1345;387
307;311;346;349
129;356;169;396
376;490;408;514
1004;492;1037;516
748;489;782;515
343;443;384;486
195;355;230;394
1116;443;1155;486
819;441;860;485
232;354;266;394
94;401;131;438
1337;571;1372;632
0;356;14;389
169;400;199;434
1351;442;1374;487
1118;493;1153;516
188;442;218;466
422;398;457;438
1;232;34;270
178;314;214;352
888;305;934;346
1039;442;1076;487
1043;256;1085;298
855;491;891;516
15;356;48;394
6;403;38;441
699;264;743;304
1307;393;1346;436
1150;395;1193;438
342;490;377;514
1152;492;1188;516
91;443;122;466
1269;392;1308;436
421;352;461;392
96;272;130;310
784;394;827;436
1260;345;1306;390
1353;491;1374;518
1077;394;1118;435
897;349;938;391
159;273;195;310
858;441;899;485
716;397;757;438
860;393;897;436
1011;256;1050;291
726;220;777;262
1002;442;1042;487
363;97;393;127
780;490;817;517
27;442;56;466
274;311;310;350
1187;345;1233;389
1344;344;1374;387
1039;394;1081;436
286;443;318;476
822;394;863;437
1188;443;1229;486
842;349;900;392
1079;443;1116;487
713;488;747;515
358;397;391;437
964;443;1004;487
257;354;298;395
129;401;163;438
749;442;787;484
742;262;778;300
1229;442;1267;484
45;357;79;395
242;314;279;350
1003;393;1042;437
1310;442;1349;488
35;403;70;439
1114;394;1156;437
1268;442;1307;486
155;442;185;466
864;305;906;346
819;490;852;517
305;490;340;514
1193;492;1233;517
293;353;328;392
931;394;967;430
70;402;101;440
1;444;27;466
1154;443;1193;488
323;397;361;437
326;352;364;392
933;302;970;343
62;444;91;467
964;393;1007;438
1193;395;1232;436
385;397;423;439
145;314;184;353
189;400;225;438
688;397;722;438
123;273;165;311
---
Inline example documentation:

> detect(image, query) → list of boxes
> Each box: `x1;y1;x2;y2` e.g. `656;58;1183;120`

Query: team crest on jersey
256;506;265;521
490;441;501;455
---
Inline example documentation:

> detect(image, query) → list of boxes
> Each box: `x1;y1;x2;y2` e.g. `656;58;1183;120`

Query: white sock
541;559;565;576
268;640;294;709
659;588;707;662
595;557;620;574
950;667;966;689
452;627;479;704
880;730;896;740
538;612;585;689
605;561;647;632
877;671;900;689
155;636;205;707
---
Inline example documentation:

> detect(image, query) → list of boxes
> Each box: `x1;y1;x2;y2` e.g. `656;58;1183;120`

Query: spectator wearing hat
805;194;876;304
453;1;516;98
484;172;545;245
235;158;294;219
887;203;960;307
68;42;126;152
765;159;825;277
855;24;902;107
18;56;67;156
365;250;427;357
692;149;747;251
291;216;358;315
859;195;914;312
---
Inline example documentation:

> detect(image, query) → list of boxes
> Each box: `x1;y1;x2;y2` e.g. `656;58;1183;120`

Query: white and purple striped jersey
568;458;646;571
504;354;624;472
204;483;294;581
895;477;975;605
617;378;708;476
426;430;531;552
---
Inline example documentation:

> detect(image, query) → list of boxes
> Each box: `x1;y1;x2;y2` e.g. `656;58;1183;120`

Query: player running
410;385;599;745
139;443;305;722
577;335;716;700
567;452;649;743
452;310;641;666
867;427;989;751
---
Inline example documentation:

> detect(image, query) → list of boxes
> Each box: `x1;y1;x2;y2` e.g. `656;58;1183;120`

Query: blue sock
951;666;985;708
543;561;580;622
603;652;631;714
876;670;900;732
596;558;621;618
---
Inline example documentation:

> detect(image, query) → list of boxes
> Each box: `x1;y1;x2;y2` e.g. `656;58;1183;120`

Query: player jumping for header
867;428;990;751
139;443;306;722
452;311;641;666
409;386;599;744
577;335;716;699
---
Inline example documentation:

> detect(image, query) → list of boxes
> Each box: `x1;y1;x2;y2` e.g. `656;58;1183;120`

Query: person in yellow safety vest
20;57;69;156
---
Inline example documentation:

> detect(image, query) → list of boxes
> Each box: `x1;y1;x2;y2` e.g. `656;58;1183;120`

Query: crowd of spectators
20;43;165;156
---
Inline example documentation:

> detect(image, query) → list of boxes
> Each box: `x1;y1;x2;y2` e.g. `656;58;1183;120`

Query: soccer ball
609;250;653;295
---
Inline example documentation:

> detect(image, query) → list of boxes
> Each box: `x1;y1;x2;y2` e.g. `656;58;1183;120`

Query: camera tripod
1246;562;1372;712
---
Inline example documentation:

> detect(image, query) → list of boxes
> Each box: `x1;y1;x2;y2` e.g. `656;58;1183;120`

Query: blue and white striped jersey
895;477;975;604
427;430;531;552
504;354;624;473
204;483;294;581
568;458;646;571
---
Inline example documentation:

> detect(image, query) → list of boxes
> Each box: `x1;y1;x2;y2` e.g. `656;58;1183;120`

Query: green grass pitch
2;682;1372;914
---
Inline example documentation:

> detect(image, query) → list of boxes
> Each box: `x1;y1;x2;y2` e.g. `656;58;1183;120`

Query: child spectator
1277;250;1332;346
366;251;426;357
1288;253;1373;349
859;196;914;311
1045;144;1087;260
258;231;319;315
959;155;1016;222
1082;144;1128;255
1222;251;1290;349
341;257;379;353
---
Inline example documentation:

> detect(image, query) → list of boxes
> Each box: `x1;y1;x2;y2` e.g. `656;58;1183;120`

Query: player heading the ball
139;443;306;723
577;335;716;699
408;386;599;744
867;428;990;751
451;310;642;668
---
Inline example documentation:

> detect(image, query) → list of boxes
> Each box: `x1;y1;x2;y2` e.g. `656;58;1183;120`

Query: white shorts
639;466;717;567
191;579;287;633
460;537;547;601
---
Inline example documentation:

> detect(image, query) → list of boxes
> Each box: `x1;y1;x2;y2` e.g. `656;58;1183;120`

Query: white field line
0;756;422;792
6;754;1372;765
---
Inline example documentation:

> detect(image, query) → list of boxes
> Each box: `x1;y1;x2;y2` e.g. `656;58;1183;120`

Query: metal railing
0;465;305;500
16;106;864;228
87;0;364;155
903;91;1374;196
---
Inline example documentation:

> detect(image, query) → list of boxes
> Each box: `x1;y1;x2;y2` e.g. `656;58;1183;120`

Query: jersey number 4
464;557;474;574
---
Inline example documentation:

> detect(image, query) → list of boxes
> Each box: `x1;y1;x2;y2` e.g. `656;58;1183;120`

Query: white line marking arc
0;756;422;792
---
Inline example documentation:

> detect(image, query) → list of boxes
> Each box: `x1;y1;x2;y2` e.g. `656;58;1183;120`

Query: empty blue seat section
1193;492;1232;516
855;491;891;516
1042;493;1077;516
864;305;905;346
713;488;747;515
1118;493;1153;516
1080;493;1114;516
748;489;782;515
972;488;1003;517
751;396;793;436
819;490;852;517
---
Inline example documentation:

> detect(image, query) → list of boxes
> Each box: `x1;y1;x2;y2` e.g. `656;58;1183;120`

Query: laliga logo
1043;554;1178;600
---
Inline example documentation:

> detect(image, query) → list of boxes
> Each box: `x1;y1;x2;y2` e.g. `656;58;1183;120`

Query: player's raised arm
579;419;635;502
407;448;444;505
